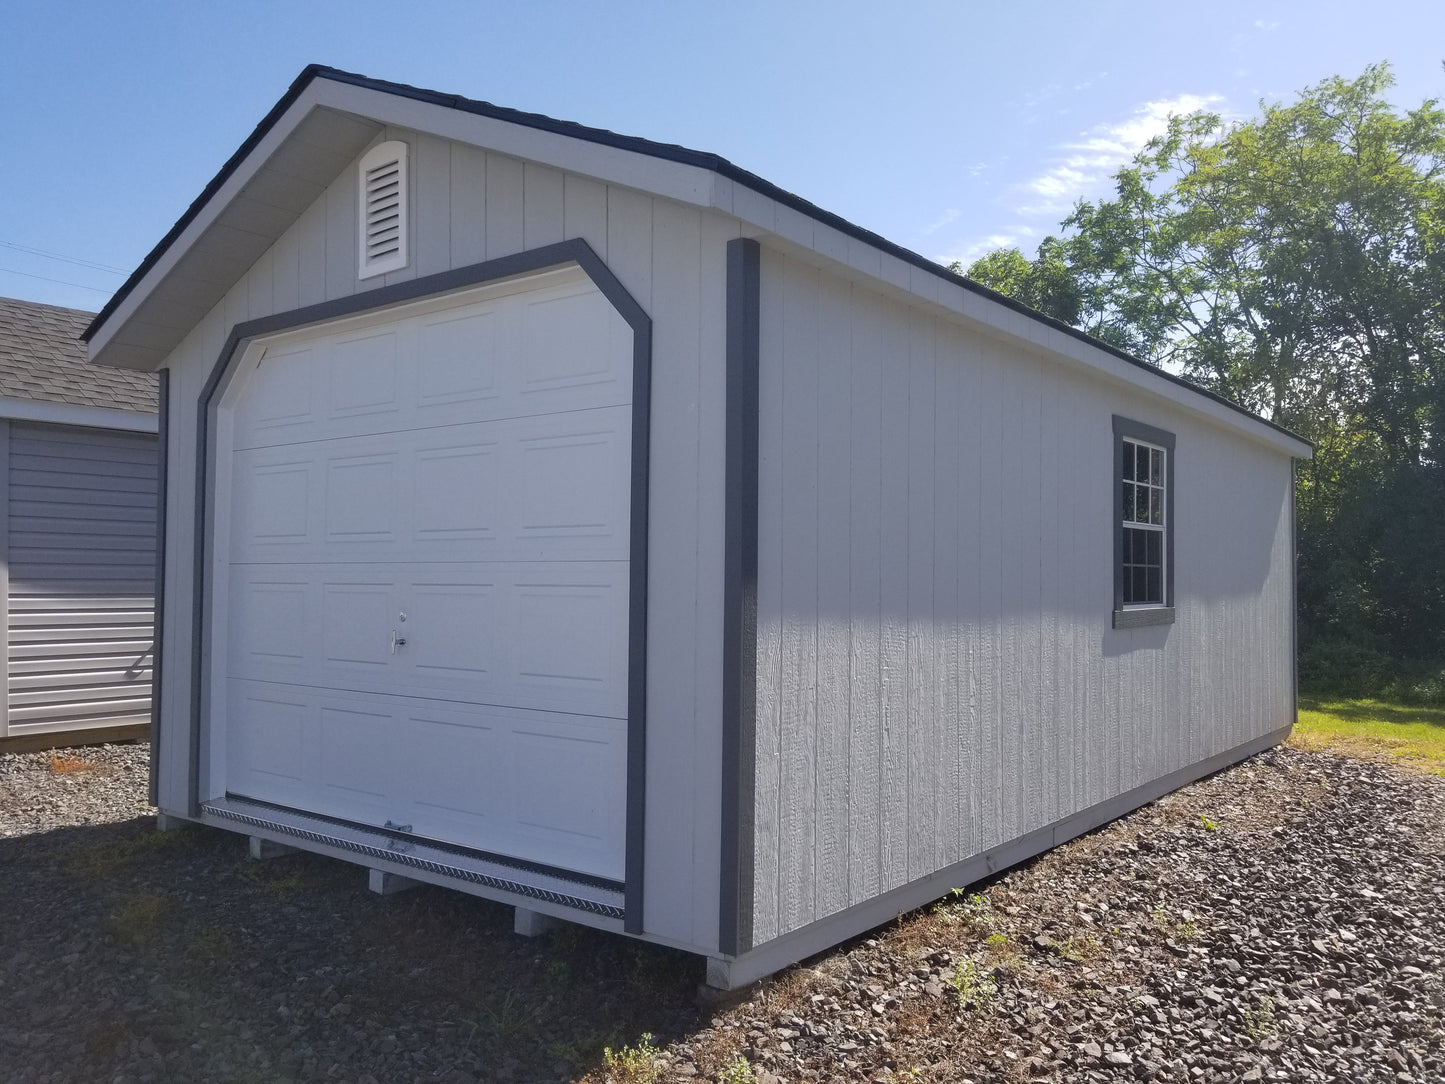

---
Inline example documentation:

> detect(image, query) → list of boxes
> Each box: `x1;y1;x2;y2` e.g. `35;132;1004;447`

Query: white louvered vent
358;141;409;279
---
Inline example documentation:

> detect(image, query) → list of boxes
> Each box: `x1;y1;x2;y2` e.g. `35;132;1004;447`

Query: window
1113;416;1175;628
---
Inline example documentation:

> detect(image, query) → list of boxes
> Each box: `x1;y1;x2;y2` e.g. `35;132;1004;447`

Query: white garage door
216;267;633;881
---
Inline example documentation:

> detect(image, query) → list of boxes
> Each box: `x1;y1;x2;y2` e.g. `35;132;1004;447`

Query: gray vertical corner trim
189;241;653;909
1290;458;1298;726
1111;415;1177;630
720;236;761;957
150;370;170;808
0;420;9;739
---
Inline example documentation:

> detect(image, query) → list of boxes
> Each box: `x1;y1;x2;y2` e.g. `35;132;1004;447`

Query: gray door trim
190;239;652;931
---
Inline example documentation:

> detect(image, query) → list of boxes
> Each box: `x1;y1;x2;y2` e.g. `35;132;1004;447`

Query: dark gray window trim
149;369;169;808
720;237;760;957
190;238;651;932
1112;415;1176;630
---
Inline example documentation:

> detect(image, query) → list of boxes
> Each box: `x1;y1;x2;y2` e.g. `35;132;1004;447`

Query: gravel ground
0;742;1441;1084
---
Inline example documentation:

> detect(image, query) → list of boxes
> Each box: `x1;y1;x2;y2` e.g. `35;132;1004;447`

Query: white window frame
1113;416;1176;629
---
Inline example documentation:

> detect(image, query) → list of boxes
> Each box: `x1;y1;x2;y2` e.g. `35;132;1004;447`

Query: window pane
1122;442;1136;481
1145;529;1162;565
1136;443;1149;483
1150;488;1164;525
1146;567;1161;603
1150;448;1164;486
1132;566;1147;603
1122;483;1135;522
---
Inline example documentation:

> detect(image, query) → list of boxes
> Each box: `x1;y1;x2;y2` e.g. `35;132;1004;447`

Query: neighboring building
84;67;1310;990
0;297;158;751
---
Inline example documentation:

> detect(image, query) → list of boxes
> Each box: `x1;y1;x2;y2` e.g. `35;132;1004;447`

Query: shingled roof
0;297;156;414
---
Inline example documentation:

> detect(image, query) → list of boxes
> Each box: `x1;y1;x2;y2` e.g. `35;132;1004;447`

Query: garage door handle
391;629;407;653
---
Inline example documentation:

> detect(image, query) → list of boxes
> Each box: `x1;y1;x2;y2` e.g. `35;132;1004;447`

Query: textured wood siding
152;132;737;950
5;423;157;734
751;251;1295;944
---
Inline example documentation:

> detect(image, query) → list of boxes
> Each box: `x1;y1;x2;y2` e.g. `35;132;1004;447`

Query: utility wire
0;266;113;293
0;240;128;276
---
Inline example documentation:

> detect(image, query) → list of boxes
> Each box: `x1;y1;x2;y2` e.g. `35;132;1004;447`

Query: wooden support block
155;813;193;833
368;869;420;896
248;835;296;861
513;907;560;938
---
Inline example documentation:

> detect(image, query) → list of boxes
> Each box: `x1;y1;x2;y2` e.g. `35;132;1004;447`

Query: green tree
963;65;1445;696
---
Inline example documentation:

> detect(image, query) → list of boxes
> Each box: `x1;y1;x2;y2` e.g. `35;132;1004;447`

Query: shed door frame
190;240;652;931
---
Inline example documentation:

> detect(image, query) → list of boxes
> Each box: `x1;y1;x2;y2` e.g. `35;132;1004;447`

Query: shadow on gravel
0;814;704;1082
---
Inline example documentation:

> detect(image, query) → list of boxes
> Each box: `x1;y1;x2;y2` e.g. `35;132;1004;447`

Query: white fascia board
86;82;354;366
0;397;158;433
732;196;1313;461
308;80;719;208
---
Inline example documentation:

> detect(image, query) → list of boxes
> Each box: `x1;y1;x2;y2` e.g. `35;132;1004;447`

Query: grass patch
1292;698;1445;775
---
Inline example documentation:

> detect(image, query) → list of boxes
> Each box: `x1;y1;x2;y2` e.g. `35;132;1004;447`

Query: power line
0;266;113;293
0;240;128;276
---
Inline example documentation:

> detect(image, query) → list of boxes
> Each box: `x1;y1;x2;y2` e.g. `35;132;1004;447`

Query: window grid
1121;438;1166;606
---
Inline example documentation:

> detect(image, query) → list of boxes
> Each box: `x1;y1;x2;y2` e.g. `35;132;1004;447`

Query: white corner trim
0;397;158;433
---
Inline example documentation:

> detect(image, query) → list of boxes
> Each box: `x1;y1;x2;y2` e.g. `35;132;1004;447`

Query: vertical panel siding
7;423;157;733
753;251;1296;944
152;133;737;950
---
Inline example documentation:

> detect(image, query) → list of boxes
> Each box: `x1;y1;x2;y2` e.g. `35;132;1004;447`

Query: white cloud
923;208;962;235
1252;18;1280;30
1014;93;1224;217
938;226;1039;268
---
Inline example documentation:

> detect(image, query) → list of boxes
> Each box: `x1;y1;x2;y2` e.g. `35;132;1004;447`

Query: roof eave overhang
87;67;1312;459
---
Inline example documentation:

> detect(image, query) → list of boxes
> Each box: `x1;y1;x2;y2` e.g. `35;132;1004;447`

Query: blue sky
3;0;1440;314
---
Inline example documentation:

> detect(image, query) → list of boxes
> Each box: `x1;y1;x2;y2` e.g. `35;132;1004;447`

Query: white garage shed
85;67;1310;989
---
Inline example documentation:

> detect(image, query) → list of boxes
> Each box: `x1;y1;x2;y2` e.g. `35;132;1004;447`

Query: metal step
201;795;625;919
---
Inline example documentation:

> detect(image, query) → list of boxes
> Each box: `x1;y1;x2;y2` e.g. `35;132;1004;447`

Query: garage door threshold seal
202;796;625;919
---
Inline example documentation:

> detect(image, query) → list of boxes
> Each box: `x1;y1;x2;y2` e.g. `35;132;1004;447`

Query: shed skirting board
706;723;1292;991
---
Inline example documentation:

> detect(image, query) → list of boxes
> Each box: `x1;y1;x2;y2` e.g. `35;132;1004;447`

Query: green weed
949;956;997;1010
601;1032;663;1083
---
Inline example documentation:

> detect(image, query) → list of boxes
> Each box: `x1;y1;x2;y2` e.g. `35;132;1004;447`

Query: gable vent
358;141;409;279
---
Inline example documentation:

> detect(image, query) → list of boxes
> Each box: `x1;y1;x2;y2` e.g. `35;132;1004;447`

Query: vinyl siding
5;422;157;735
151;133;737;951
750;250;1296;945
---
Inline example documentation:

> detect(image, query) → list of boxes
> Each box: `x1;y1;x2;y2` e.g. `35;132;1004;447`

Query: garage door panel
415;308;499;407
230;411;629;566
318;703;394;800
324;454;399;542
518;418;632;547
233;459;313;546
232;342;318;441
513;577;628;716
233;274;631;453
413;445;500;542
520;288;630;394
508;717;626;877
407;581;497;678
321;581;400;669
229;577;309;675
225;684;308;799
328;328;402;420
223;683;626;881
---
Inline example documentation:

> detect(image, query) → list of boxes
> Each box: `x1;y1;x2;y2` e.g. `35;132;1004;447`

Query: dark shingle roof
0;297;156;414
